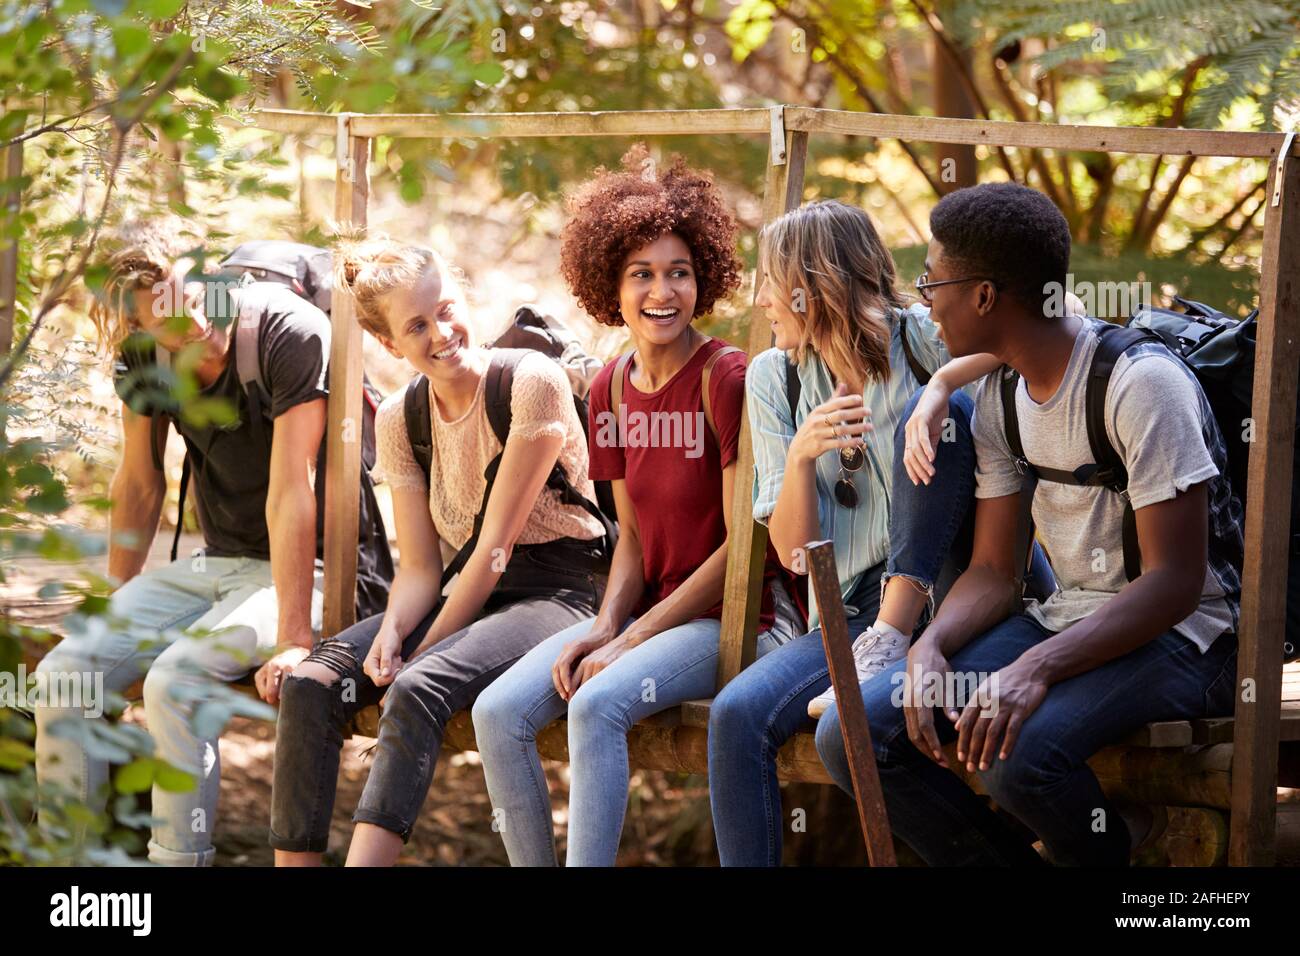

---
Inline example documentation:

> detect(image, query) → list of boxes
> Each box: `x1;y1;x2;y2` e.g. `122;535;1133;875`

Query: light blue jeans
34;554;323;865
473;614;791;866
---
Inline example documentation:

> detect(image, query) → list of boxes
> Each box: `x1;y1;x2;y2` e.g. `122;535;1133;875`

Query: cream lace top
373;350;603;548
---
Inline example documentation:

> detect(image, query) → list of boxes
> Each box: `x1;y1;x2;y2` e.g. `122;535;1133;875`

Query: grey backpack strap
234;292;271;449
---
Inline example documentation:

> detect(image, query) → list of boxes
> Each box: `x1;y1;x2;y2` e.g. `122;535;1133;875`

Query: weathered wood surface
805;539;896;865
248;106;1291;159
716;120;807;690
321;126;369;638
1230;145;1300;866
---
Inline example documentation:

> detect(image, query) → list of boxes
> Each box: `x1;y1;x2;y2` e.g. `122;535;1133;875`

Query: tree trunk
931;0;976;191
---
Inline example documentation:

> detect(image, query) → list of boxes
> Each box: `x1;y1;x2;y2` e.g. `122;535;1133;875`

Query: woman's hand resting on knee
552;627;624;701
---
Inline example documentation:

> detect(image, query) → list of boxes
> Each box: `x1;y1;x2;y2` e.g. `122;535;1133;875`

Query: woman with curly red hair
473;146;795;866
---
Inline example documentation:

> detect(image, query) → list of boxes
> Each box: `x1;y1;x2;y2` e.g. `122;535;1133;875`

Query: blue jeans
816;615;1239;865
473;615;792;866
708;387;1055;866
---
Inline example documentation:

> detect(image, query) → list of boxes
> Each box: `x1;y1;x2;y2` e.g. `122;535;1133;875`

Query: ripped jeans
709;386;1056;866
268;538;603;853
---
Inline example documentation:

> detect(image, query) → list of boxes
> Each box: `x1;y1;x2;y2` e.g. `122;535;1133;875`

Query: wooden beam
1229;144;1300;866
806;539;897;866
248;108;773;139
715;122;808;691
786;107;1287;159
248;106;1288;159
322;125;370;637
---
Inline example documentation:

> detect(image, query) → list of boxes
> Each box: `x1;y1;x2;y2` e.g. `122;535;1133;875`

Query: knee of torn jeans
880;572;936;627
294;639;362;686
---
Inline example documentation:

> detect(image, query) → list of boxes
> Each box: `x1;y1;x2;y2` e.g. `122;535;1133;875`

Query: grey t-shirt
971;317;1242;651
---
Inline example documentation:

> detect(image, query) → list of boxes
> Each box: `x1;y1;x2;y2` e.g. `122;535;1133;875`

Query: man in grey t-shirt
815;183;1242;866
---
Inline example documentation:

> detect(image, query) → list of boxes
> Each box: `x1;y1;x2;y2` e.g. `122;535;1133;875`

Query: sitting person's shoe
807;625;908;719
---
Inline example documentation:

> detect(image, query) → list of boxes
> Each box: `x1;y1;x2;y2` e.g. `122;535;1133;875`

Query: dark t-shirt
117;282;331;559
588;337;777;625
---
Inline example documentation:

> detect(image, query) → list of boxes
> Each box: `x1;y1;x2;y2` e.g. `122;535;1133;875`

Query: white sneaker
807;625;908;719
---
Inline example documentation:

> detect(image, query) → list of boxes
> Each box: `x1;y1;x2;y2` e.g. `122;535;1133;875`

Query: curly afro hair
560;144;742;327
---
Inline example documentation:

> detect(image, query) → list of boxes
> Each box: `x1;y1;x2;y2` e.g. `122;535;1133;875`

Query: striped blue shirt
747;304;956;627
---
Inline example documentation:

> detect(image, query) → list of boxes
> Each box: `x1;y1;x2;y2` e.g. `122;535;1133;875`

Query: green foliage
954;0;1300;129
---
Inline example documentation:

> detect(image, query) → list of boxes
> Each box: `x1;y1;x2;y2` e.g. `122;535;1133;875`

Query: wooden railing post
805;539;897;865
322;115;369;638
716;107;808;691
1229;136;1300;866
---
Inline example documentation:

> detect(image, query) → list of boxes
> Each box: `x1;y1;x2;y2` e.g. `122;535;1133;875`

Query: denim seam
757;663;831;866
514;684;568;863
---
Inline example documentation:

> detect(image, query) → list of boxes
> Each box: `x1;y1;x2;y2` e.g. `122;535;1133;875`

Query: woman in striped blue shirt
708;199;1055;865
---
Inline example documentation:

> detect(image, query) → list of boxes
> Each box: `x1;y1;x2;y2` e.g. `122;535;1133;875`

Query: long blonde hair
759;199;907;385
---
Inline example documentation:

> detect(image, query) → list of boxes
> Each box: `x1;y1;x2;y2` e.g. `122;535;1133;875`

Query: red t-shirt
588;337;778;626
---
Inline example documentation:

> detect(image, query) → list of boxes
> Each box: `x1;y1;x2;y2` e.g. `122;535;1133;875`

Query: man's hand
255;645;312;705
902;638;955;768
954;656;1049;772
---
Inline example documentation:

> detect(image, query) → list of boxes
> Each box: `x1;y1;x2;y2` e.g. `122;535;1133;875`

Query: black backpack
116;283;395;622
403;307;617;588
220;241;334;316
999;301;1296;661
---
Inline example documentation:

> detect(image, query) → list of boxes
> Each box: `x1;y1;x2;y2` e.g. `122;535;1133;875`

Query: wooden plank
806;539;896;866
715;123;808;691
249;108;772;139
947;741;1236;810
250;107;1285;159
786;107;1287;159
321;128;369;638
1229;145;1300;866
434;709;834;783
349;109;772;139
1120;721;1194;748
244;109;337;136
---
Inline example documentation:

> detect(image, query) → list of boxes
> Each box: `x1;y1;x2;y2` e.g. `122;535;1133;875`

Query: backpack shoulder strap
1083;323;1156;492
784;353;801;426
898;310;932;386
700;344;744;443
609;350;635;418
999;364;1026;464
997;365;1039;601
1084;323;1163;582
234;290;267;399
403;373;433;485
233;289;272;451
484;349;527;449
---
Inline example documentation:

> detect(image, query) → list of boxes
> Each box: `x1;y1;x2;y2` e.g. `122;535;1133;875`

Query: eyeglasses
914;272;995;305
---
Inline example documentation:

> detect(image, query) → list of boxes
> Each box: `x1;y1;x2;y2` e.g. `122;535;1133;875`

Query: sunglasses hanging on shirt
831;410;867;509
